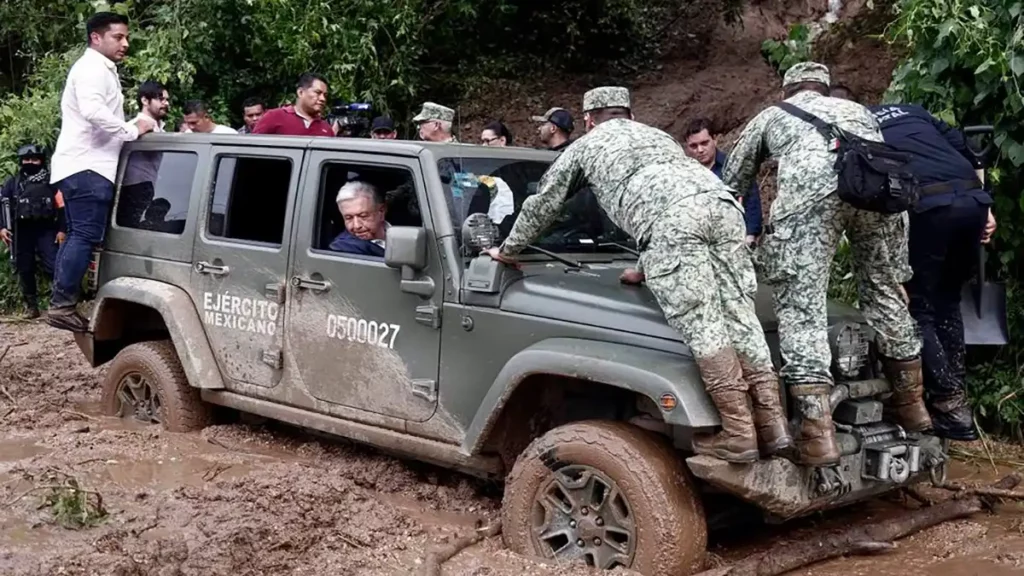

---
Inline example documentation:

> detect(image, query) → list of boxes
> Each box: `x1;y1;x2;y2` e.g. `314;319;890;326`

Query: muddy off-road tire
502;420;707;575
101;340;212;432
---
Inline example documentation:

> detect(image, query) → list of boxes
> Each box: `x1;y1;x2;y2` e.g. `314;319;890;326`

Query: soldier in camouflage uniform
485;87;792;463
413;102;458;143
722;62;931;466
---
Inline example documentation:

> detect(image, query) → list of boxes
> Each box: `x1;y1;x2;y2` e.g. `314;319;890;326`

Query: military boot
929;390;978;441
790;384;840;466
881;357;933;432
741;360;793;457
692;349;759;463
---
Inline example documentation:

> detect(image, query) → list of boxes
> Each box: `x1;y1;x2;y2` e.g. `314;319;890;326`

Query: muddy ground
2;321;1024;576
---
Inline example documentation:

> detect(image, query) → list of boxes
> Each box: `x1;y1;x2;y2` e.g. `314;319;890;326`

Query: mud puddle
3;322;1024;575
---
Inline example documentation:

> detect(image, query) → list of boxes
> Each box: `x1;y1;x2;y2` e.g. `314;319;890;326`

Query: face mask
20;163;42;176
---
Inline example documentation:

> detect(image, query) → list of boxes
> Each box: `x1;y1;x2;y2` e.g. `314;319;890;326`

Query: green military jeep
73;133;948;575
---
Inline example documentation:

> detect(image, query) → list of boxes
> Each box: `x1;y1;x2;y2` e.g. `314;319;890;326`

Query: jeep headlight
830;322;869;379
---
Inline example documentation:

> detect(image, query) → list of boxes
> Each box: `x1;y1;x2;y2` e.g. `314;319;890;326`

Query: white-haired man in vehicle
329;181;389;257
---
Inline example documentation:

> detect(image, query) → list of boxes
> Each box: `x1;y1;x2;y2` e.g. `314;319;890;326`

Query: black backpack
775;102;919;214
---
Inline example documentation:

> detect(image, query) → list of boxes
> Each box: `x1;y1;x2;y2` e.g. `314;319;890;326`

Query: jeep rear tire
101;340;212;432
502;420;707;575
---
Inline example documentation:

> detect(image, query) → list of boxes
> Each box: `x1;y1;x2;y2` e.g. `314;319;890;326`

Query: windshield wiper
598;241;639;257
525;244;586;269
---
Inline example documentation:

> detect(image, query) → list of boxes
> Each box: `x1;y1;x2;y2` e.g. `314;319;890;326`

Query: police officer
485;87;791;463
723;63;929;466
865;101;992;441
0;144;66;318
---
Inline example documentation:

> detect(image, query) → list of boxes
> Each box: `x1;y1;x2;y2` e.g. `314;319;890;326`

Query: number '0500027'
326;314;401;349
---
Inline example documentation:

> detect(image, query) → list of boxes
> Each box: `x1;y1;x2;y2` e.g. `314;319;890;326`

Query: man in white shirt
47;12;155;332
182;100;237;134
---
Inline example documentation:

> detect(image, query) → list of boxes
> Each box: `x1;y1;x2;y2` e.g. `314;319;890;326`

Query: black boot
929;391;978;441
46;305;88;332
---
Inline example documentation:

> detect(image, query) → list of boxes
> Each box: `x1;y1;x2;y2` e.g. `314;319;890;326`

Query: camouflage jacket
498;118;732;257
721;91;883;224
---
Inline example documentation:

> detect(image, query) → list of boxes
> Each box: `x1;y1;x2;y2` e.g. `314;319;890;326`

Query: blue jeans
51;170;113;308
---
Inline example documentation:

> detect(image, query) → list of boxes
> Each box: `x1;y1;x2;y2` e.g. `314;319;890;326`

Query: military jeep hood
498;266;864;341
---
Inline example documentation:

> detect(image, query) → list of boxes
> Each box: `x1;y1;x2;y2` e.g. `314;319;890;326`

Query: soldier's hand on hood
620;267;645;285
982;208;996;244
483;247;520;268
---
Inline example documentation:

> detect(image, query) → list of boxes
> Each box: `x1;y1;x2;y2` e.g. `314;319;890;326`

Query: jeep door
282;150;440;422
191;143;305;390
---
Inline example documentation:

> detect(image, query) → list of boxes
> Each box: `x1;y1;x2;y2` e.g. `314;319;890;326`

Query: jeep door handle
195;261;229;276
291;276;331;292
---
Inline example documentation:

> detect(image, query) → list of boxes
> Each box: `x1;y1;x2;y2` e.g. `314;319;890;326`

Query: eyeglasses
480;137;501;145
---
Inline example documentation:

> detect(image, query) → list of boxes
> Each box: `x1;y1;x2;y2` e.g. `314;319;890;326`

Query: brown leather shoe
692;349;759;463
741;359;793;456
881;357;933;432
790;384;840;466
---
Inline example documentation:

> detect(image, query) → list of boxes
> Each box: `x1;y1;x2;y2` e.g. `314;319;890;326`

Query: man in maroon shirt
252;73;335;137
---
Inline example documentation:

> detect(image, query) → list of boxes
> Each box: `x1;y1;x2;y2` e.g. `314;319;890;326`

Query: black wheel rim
115;371;162;424
530;464;636;569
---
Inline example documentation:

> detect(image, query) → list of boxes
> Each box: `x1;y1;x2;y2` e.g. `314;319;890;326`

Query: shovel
959;125;1009;346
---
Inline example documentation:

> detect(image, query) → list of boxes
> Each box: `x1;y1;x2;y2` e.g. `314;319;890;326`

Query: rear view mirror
384;226;428;271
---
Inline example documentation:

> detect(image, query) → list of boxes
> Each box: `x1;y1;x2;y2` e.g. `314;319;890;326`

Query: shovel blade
961;282;1010;346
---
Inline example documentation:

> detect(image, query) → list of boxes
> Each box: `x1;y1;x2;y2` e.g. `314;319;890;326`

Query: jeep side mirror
385;226;428;271
385;226;435;298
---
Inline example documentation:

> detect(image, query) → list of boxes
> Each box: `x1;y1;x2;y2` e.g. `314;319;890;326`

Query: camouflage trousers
758;193;921;387
642;190;773;370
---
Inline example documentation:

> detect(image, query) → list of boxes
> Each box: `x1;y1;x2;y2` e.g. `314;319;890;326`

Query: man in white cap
723;62;929;467
413;102;457;142
484;86;791;464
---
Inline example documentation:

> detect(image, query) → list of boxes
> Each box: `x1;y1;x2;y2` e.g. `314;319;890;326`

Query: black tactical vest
16;179;57;220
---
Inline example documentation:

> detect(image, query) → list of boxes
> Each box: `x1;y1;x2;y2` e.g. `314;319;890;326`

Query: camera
327;101;373;137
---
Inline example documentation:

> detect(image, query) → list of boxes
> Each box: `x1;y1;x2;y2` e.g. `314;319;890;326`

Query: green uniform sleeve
721;112;770;201
498;146;583;257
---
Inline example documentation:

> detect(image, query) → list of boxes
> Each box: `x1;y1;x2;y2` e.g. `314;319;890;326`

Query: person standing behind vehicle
480;121;513;146
47;11;155;332
0;145;67;319
237;97;265;134
413;102;458;143
683;118;763;245
532;107;575;151
868;101;993;441
252;73;335;137
486;87;792;463
369;116;398;139
723;63;929;466
182;100;236;134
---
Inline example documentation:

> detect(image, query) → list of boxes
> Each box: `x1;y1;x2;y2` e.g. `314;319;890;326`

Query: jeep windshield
436;153;635;257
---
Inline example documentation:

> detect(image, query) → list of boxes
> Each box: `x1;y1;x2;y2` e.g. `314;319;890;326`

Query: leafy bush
886;0;1024;438
762;23;814;74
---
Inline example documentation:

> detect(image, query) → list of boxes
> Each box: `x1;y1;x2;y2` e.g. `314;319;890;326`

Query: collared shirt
252;105;334;137
50;48;139;184
710;150;762;236
123;113;166;186
550;139;572;152
237;125;252;134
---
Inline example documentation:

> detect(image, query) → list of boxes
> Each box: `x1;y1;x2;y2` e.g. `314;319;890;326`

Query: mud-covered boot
881;357;933;432
741;359;793;456
692;349;759;463
790;384;840;466
929;390;978;441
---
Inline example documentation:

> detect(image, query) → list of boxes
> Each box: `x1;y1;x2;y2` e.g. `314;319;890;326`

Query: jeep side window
208;156;292;245
115;150;197;235
312;162;419;255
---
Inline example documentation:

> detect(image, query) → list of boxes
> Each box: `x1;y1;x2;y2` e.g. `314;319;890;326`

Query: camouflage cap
782;62;831;88
582;87;631;113
412;102;455;124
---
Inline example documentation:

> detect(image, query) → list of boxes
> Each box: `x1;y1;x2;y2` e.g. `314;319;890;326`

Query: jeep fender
463;338;719;455
81;277;225;390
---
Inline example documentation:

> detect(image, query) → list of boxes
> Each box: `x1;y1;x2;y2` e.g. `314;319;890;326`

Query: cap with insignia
782;62;831;88
582;87;631;113
412;102;455;124
530;107;575;133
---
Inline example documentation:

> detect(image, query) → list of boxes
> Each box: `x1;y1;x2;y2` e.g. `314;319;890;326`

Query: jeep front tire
101;340;212;432
502;420;707;575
